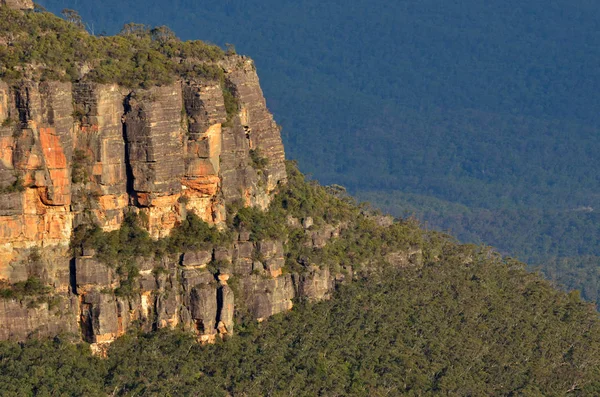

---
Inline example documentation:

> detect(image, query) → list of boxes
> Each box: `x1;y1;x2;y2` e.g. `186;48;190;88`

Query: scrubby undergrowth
2;163;600;395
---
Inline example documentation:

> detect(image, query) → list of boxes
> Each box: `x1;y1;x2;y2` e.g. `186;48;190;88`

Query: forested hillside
36;0;600;302
3;233;600;395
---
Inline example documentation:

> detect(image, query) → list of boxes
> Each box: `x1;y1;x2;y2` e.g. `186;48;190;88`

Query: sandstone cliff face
0;54;424;346
0;56;303;345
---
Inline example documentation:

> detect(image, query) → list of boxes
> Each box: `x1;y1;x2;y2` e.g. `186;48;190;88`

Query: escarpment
0;5;424;348
0;55;298;344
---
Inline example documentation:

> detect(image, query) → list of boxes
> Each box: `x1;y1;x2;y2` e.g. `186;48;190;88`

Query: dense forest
36;0;600;305
2;243;600;395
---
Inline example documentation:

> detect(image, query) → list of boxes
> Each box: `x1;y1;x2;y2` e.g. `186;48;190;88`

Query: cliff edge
0;6;315;347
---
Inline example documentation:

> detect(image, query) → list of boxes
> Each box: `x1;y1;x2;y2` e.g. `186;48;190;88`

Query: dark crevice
14;85;30;127
122;96;136;200
80;303;94;343
69;257;77;295
215;285;224;327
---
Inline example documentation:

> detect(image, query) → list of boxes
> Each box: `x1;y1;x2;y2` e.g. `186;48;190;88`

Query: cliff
0;5;390;348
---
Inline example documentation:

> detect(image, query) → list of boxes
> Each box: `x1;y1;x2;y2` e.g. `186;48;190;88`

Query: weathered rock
385;246;423;267
80;291;120;343
220;57;286;208
232;241;254;275
257;240;284;277
309;223;342;248
213;246;233;263
155;289;179;329
297;266;333;302
0;295;77;341
182;250;212;268
240;274;295;321
75;257;115;293
72;82;128;230
181;268;214;290
190;283;218;336
218;284;235;335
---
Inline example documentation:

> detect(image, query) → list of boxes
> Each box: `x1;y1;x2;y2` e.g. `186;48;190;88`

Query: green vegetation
0;176;24;194
1;117;15;127
358;190;600;305
0;6;224;87
71;210;229;295
0;337;105;397
221;83;238;126
226;161;358;243
4;158;600;393
3;244;600;395
2;4;600;393
72;211;228;263
249;148;269;170
71;148;89;184
0;277;50;300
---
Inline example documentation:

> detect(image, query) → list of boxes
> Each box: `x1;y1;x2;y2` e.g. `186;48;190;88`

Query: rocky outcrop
220;57;286;209
0;45;421;348
0;55;295;344
0;55;286;253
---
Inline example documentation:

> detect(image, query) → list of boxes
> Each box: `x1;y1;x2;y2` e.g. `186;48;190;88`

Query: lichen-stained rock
297;266;333;302
71;83;128;231
224;58;286;190
256;240;285;277
123;85;190;237
0;191;22;216
218;284;234;335
182;250;212;268
181;268;214;291
240;274;295;321
232;241;254;275
80;291;120;343
156;289;180;330
75;257;116;294
0;295;78;341
220;56;286;208
190;283;218;338
183;80;227;139
73;82;127;189
124;85;185;197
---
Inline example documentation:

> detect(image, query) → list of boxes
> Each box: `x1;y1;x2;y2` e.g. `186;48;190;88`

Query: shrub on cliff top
0;6;225;87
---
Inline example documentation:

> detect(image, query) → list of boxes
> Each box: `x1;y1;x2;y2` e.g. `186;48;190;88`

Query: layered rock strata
0;56;296;344
0;51;423;346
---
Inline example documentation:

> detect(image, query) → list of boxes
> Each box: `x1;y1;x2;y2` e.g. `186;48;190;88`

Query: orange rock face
0;56;294;345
